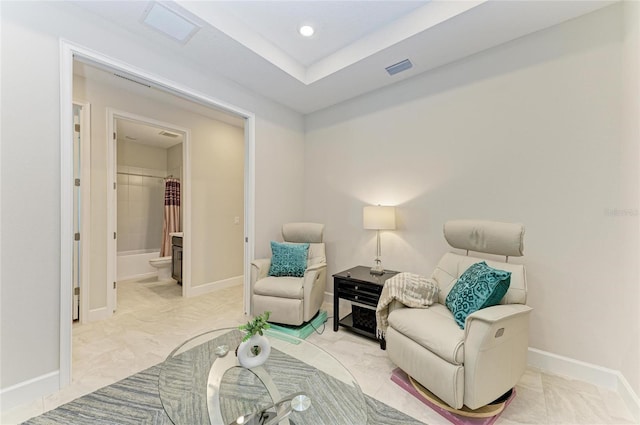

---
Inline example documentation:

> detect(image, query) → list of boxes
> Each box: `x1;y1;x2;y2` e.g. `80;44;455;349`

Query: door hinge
114;232;117;240
74;232;80;241
113;132;116;140
113;182;117;190
75;124;80;132
245;237;248;242
113;282;117;289
75;178;80;187
74;287;80;296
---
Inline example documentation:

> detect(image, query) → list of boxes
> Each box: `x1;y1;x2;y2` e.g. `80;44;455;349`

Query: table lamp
363;205;396;275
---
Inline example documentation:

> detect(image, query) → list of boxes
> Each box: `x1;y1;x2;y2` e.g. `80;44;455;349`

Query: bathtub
117;249;161;281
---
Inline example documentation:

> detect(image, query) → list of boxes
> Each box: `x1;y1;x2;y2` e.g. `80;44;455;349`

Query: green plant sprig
239;311;271;342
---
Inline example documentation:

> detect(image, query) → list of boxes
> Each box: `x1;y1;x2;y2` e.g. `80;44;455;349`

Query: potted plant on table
237;311;271;368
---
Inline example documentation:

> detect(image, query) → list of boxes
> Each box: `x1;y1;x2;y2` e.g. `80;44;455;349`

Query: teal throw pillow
268;241;310;277
445;262;511;329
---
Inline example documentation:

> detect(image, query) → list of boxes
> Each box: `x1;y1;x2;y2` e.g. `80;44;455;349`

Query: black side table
333;266;399;349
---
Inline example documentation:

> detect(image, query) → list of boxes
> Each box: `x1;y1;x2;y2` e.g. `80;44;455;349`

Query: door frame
59;40;255;387
108;110;192;310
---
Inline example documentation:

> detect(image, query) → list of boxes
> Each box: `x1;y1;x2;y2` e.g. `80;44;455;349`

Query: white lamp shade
363;206;396;230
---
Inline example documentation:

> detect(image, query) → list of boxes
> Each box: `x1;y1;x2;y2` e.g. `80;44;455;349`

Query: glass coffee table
159;328;367;425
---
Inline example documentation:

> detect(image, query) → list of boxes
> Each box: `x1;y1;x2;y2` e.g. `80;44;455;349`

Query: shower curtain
160;178;180;257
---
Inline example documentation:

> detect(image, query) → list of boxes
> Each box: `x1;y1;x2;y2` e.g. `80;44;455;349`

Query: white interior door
72;105;82;321
112;119;118;311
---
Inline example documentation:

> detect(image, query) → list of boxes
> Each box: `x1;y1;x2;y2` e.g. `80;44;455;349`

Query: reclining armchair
385;220;532;410
251;223;327;326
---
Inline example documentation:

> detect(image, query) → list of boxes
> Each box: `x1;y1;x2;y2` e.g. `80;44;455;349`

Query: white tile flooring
1;277;637;425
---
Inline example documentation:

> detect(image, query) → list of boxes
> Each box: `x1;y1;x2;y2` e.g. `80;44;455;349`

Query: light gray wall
0;1;304;392
304;3;639;394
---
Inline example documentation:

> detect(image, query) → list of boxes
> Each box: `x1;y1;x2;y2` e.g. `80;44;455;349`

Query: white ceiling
206;1;427;68
72;0;615;115
116;118;184;149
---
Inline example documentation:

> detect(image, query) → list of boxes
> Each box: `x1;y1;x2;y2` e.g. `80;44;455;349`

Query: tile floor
1;277;636;425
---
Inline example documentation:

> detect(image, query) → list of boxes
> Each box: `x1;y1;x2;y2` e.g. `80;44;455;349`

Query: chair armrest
250;258;271;289
305;262;326;273
463;304;532;409
388;299;407;315
303;263;326;288
302;263;327;321
465;304;532;331
249;258;271;316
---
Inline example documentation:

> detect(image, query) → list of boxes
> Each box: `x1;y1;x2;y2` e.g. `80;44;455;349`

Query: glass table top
158;328;367;425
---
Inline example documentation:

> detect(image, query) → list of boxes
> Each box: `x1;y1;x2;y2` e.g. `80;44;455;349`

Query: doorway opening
111;113;188;312
60;42;256;387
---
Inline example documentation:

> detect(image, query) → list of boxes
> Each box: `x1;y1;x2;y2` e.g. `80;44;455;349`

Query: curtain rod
116;171;179;180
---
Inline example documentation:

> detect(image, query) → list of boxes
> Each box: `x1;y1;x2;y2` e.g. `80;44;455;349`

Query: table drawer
336;279;382;306
336;279;382;295
339;290;379;306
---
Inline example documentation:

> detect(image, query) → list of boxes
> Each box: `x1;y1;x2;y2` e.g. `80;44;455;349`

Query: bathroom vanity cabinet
171;236;183;285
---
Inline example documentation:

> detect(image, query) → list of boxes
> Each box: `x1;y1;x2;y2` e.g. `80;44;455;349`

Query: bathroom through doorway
111;113;187;310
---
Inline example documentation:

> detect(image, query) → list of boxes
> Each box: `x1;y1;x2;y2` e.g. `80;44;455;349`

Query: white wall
167;143;184;230
305;3;639;396
0;0;304;401
254;118;307;258
621;0;640;399
167;143;183;181
190;120;245;287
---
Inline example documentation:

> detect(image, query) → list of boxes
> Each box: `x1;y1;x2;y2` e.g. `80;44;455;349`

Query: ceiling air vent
141;2;201;44
159;130;180;138
385;59;413;76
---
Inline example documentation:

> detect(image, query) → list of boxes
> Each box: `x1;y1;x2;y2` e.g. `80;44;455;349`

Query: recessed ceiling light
141;2;200;44
299;25;314;37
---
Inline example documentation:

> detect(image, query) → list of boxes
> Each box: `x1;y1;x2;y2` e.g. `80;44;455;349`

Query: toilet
149;256;172;281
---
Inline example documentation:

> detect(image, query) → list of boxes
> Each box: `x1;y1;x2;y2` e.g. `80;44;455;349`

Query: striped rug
22;336;426;425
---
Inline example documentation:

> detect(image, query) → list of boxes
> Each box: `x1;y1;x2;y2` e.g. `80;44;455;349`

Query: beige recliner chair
250;223;327;326
386;220;532;410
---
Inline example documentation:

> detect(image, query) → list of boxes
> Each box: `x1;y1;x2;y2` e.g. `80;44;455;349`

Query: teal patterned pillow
445;262;511;329
268;242;310;277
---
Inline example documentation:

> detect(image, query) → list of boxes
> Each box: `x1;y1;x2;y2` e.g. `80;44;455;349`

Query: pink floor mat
390;368;515;425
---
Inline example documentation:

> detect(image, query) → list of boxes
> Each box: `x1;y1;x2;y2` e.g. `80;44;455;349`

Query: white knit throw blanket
375;272;439;339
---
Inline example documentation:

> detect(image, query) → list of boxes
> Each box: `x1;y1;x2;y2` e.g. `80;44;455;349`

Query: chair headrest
443;220;524;257
282;222;324;243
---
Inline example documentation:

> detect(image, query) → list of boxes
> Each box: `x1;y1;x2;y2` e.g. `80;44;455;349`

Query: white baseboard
187;275;243;297
118;271;157;281
0;370;59;411
528;347;640;422
87;306;111;322
618;374;640;424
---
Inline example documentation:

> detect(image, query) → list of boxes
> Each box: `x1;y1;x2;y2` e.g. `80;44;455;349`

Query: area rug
391;368;515;425
22;343;426;425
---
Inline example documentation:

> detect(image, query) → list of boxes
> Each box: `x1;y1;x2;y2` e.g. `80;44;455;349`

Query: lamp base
370;264;385;275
